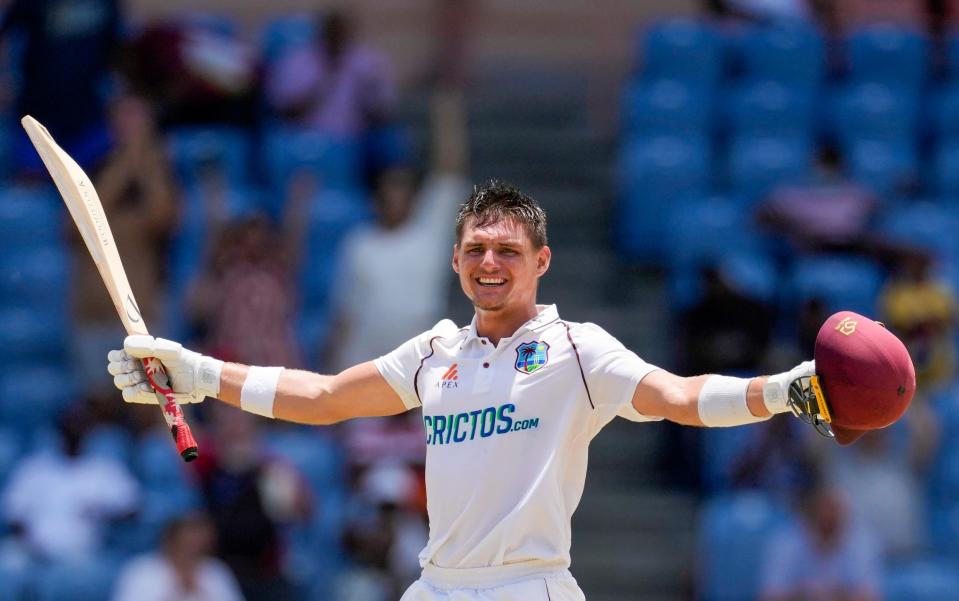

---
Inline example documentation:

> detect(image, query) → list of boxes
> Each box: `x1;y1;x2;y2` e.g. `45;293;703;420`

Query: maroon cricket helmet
814;311;916;445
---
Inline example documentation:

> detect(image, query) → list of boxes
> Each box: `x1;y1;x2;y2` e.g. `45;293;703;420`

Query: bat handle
141;357;199;462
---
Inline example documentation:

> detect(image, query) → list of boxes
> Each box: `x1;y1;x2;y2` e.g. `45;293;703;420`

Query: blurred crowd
3;0;959;600
0;1;470;600
616;0;959;599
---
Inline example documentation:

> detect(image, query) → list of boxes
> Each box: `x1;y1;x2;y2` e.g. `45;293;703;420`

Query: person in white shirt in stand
111;511;245;601
107;181;815;600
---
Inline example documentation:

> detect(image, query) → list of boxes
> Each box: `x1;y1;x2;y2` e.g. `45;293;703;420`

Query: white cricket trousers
400;561;587;601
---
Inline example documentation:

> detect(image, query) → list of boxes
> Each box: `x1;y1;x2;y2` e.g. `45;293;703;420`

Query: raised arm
108;336;408;426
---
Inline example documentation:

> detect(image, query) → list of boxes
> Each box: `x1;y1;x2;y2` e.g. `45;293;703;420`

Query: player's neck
474;303;540;346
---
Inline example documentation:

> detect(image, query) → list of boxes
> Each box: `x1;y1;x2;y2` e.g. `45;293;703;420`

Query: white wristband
698;375;769;427
240;366;284;418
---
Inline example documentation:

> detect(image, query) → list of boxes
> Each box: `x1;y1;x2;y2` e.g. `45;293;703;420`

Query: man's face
453;217;550;312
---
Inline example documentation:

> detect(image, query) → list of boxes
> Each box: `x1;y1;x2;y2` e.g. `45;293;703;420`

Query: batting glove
763;360;816;415
107;335;224;404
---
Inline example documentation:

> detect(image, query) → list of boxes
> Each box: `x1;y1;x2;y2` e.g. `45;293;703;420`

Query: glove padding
763;360;816;415
107;335;223;405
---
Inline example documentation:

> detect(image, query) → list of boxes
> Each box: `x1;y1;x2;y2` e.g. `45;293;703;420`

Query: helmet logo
835;316;858;336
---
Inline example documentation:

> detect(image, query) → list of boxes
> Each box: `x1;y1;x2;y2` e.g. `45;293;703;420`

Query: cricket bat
21;115;199;462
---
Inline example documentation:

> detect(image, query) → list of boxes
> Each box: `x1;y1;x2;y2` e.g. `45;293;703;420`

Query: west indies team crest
515;341;550;374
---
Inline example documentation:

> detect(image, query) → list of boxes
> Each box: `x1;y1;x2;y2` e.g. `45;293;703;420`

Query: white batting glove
107;335;224;404
763;360;816;414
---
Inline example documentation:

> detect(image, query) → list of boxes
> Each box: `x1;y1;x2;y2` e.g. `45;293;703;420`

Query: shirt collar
464;304;560;345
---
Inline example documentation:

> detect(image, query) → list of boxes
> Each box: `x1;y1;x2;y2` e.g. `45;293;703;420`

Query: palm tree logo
515;341;549;374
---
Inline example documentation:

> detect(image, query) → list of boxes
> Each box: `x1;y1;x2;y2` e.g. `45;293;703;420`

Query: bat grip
141;357;199;462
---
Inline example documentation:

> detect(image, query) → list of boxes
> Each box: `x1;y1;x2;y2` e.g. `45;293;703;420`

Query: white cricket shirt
374;304;661;570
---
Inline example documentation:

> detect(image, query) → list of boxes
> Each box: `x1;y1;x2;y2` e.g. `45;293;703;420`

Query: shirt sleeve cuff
616;366;665;423
373;357;421;410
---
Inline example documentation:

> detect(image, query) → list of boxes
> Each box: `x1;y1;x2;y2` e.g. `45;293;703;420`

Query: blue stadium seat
698;492;786;601
0;245;69;312
846;138;918;198
0;124;14;183
932;83;959;138
133;432;201;536
847;24;929;92
726;134;812;202
167;126;254;189
298;188;370;318
263;128;363;198
0;308;66;361
738;22;825;89
0;185;63;250
0;426;21;486
265;428;345;493
617;135;712;261
832;83;919;145
297;309;331;370
34;557;123;601
261;13;317;63
639;19;724;86
877;201;959;260
134;430;197;489
942;33;959;81
725;80;815;137
666;197;771;308
884;559;959;601
931;139;959;197
0;365;73;435
0;564;29;601
928;504;959;558
81;424;133;465
622;78;712;136
789;255;885;316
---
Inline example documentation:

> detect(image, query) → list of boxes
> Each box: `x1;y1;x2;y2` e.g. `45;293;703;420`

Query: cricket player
108;181;819;600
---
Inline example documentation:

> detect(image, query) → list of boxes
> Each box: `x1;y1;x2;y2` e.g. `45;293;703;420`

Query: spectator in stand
0;0;122;177
756;145;878;257
265;10;396;138
879;249;957;392
337;463;428;601
122;19;258;127
827;425;934;561
111;511;246;601
71;93;178;392
193;403;310;601
315;68;469;471
321;9;471;371
1;405;139;561
186;215;303;368
680;263;776;375
759;476;882;601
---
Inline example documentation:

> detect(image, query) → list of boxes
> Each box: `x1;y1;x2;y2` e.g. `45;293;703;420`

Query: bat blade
21;115;198;462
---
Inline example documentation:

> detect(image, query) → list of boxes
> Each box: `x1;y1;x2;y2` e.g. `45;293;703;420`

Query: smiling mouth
476;277;507;287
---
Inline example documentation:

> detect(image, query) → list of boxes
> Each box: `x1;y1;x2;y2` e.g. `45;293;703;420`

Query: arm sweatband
240;366;284;418
697;375;770;427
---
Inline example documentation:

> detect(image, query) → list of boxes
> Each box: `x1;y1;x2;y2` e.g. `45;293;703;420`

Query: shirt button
483;362;490;368
481;340;487;345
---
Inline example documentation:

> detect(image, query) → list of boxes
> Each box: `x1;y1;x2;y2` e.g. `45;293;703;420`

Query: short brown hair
455;180;548;248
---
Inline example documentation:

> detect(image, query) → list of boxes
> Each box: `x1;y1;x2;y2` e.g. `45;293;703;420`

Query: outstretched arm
631;370;771;426
217;361;407;424
108;336;408;425
630;362;815;427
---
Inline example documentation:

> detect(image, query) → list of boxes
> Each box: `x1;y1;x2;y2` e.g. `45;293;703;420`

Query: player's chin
468;287;509;311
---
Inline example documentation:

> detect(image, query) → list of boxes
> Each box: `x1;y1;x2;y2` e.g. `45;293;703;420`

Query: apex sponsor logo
437;363;459;388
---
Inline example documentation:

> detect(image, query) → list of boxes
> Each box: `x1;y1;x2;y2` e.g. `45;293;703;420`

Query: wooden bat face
21;115;149;337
